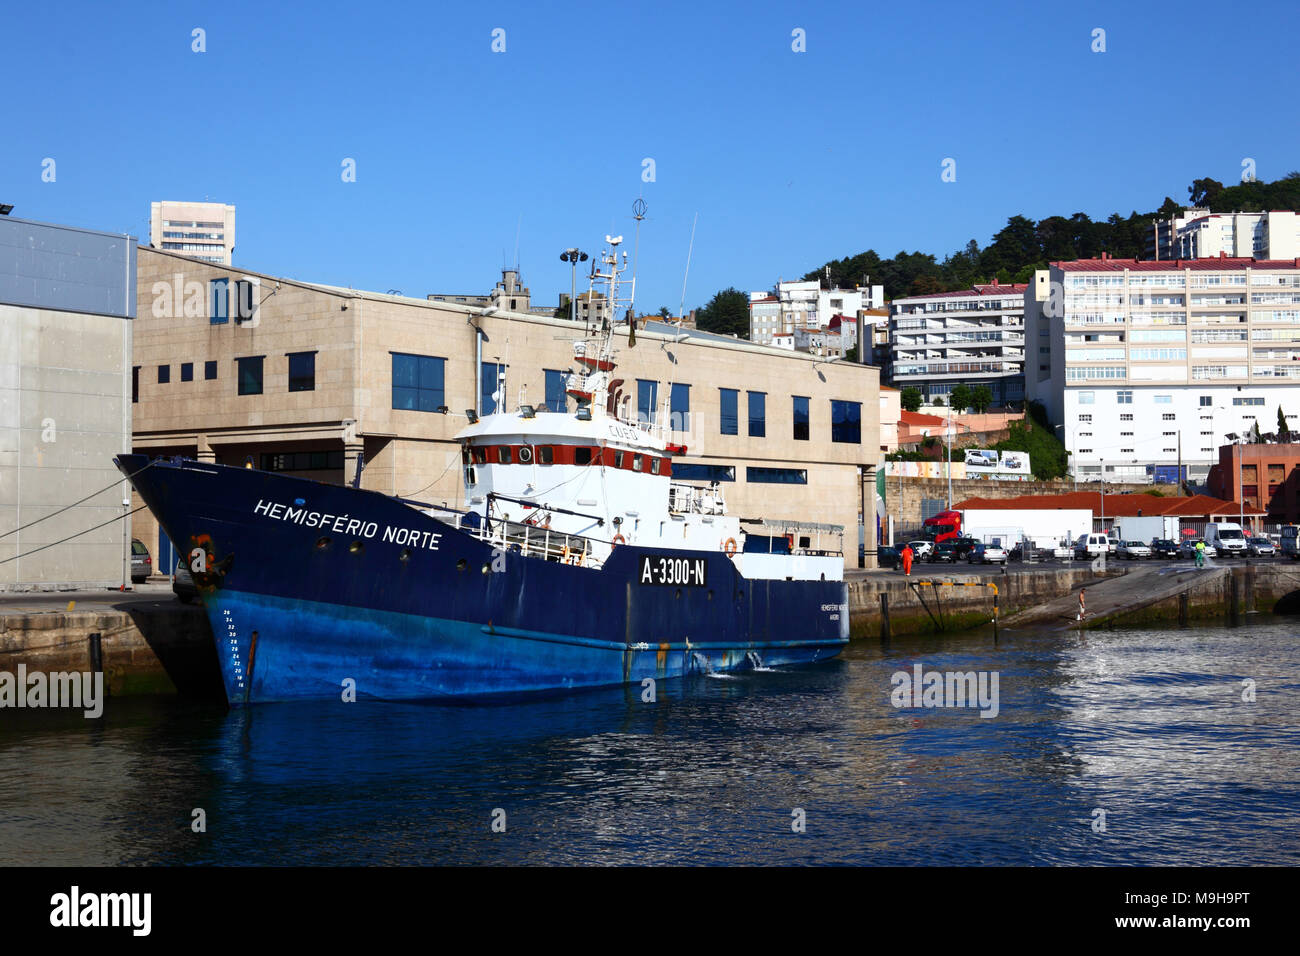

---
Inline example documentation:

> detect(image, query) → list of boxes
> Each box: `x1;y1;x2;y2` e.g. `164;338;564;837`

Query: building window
1154;395;1172;404
638;379;658;425
392;353;445;412
673;464;735;482
288;352;316;392
1116;390;1132;404
180;362;193;382
1079;414;1092;422
747;467;808;484
481;361;506;414
1078;392;1095;404
204;360;217;380
132;366;139;403
748;391;766;437
237;356;264;395
831;400;862;444
1120;413;1133;421
1162;413;1175;421
156;364;169;384
793;395;810;441
1232;397;1265;406
544;369;568;413
260;450;345;472
670;383;690;432
209;278;228;325
720;388;738;435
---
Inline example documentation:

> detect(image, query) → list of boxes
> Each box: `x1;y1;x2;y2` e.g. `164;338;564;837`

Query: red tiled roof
1055;257;1300;272
952;492;1265;517
900;410;945;427
894;283;1028;301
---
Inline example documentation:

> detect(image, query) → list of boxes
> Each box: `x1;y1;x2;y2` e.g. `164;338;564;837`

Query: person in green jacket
1195;539;1206;568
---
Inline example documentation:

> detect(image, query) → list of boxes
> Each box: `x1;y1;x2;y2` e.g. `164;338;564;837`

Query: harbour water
2;620;1298;866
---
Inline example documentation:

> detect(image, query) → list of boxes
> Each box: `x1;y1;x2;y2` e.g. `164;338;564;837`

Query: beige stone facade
132;248;881;569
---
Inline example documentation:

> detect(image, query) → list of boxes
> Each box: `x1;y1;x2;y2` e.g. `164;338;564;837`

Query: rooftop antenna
678;212;698;326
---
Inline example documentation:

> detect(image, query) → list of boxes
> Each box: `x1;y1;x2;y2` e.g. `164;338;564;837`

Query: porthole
315;536;332;551
518;446;533;464
400;548;412;562
349;540;364;554
457;558;467;571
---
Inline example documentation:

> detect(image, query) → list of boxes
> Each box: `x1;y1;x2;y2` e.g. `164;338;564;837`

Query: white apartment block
150;200;236;265
889;281;1027;405
1025;255;1300;484
748;279;883;346
1176;211;1300;261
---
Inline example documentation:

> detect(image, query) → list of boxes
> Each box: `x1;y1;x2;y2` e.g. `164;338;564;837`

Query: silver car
906;540;933;559
1248;537;1275;556
1117;540;1152;560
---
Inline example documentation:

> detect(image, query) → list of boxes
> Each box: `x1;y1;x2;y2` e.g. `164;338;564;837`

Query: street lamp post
560;248;588;325
1100;457;1105;534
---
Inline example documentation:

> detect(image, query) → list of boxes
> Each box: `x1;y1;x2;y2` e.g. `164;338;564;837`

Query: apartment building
150;200;235;265
1176;211;1300;261
748;280;884;346
888;281;1027;405
131;247;881;570
1024;255;1300;484
1146;207;1209;261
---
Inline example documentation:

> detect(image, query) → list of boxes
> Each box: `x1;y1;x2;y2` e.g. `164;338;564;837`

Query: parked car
951;537;980;560
1149;538;1180;559
1073;533;1112;560
1178;539;1217;560
130;538;152;584
173;558;198;603
906;540;933;560
1007;543;1024;562
968;543;1008;565
1248;536;1276;557
1117;540;1152;560
929;541;960;563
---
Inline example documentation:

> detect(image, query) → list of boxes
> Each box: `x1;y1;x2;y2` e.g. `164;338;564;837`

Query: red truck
923;510;962;544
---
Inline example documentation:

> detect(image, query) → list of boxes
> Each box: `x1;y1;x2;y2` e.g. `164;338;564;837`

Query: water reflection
2;622;1297;865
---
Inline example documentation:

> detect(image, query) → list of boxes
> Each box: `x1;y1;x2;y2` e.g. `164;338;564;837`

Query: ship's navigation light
575;407;592;421
519;404;536;419
465;409;479;424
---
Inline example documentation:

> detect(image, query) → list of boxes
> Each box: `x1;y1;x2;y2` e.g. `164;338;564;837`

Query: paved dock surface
0;582;178;615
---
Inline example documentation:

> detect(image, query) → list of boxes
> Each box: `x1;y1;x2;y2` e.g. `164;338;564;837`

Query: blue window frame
237;356;264;396
481;362;506;414
831;399;861;444
544;369;568;413
748;391;766;438
637;379;658;425
747;467;807;484
289;352;316;392
720;388;738;435
670;383;690;432
672;464;736;482
393;352;446;412
209;278;228;324
793;395;810;441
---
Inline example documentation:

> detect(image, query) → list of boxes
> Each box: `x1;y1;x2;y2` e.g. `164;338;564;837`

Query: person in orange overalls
901;544;914;577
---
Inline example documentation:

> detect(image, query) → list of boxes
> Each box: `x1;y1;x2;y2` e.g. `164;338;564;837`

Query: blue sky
4;0;1298;310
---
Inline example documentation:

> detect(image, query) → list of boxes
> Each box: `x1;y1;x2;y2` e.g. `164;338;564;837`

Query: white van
1204;522;1248;555
1074;533;1111;558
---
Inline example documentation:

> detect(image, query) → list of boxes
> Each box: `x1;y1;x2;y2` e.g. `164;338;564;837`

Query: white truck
1108;515;1180;546
1204;521;1248;556
962;508;1092;559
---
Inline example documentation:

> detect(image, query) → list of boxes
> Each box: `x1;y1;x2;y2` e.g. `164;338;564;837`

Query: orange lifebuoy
722;537;738;556
785;533;794;551
612;534;626;547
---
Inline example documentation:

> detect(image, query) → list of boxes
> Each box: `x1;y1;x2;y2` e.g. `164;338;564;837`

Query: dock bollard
88;632;103;674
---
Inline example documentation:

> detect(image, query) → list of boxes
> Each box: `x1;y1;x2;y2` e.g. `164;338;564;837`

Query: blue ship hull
115;455;849;704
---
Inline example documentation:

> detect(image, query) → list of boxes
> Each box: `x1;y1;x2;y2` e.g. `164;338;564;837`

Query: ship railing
465;516;604;568
668;482;727;515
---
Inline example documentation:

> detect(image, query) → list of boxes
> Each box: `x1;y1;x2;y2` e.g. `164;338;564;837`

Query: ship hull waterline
115;455;849;705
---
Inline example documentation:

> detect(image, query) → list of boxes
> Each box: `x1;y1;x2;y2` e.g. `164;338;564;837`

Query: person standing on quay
1078;588;1086;621
1196;539;1206;569
901;544;913;577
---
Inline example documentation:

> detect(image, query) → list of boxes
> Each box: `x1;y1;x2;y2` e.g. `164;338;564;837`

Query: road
0;581;179;615
852;553;1294;580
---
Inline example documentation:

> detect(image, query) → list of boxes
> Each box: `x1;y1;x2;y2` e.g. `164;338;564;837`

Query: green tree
994;417;1069;480
554;295;573;320
949;383;972;413
931;395;944;407
900;387;922;413
1188;177;1224;207
970;385;993;413
657;306;673;318
694;287;750;338
1279;405;1291;443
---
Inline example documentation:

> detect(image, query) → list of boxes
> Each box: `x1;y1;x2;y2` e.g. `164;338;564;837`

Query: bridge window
651;458;661;475
575;447;593;466
614;451;624;468
497;446;512;464
633;454;643;472
538;445;554;464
